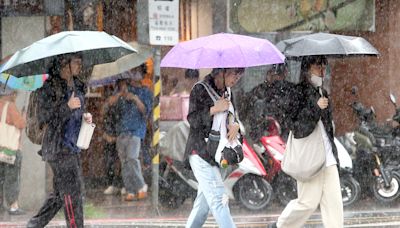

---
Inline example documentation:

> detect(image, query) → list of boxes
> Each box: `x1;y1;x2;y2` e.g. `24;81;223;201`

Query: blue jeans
186;155;236;228
116;134;145;193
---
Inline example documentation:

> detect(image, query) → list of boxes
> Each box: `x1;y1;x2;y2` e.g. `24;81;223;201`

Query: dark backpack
25;89;46;145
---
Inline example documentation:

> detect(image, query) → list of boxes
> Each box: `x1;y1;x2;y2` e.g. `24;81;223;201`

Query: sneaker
103;186;118;195
136;184;148;200
120;187;126;195
8;208;25;215
125;193;136;201
139;184;148;193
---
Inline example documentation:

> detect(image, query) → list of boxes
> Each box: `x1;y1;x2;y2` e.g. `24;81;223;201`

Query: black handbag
222;145;244;165
207;130;220;159
198;81;244;166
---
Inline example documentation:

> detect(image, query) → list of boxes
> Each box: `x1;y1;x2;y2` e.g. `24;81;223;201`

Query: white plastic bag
77;114;96;150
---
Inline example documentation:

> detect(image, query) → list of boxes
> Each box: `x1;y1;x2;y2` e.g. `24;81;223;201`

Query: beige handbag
0;102;20;164
282;120;326;182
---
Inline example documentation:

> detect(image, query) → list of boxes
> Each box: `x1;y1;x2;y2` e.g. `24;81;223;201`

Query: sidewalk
3;188;400;227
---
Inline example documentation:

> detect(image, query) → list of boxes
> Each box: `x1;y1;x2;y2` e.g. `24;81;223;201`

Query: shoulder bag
281;120;326;182
0;102;20;164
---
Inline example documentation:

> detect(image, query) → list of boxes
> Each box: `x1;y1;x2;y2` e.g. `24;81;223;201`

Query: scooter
158;122;273;211
250;117;297;206
347;99;400;203
251;116;361;207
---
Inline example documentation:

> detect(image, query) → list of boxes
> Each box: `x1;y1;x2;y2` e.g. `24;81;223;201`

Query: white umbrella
0;31;136;77
89;41;152;86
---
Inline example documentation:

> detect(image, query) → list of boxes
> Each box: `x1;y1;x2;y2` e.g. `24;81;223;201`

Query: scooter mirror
351;86;358;95
370;106;376;114
390;93;397;106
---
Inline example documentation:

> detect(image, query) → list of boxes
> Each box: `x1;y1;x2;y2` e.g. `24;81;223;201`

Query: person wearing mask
27;53;92;228
0;86;26;215
269;55;343;228
114;65;153;201
184;68;244;228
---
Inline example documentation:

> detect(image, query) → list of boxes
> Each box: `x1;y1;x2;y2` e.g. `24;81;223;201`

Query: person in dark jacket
101;85;123;195
27;53;92;228
270;56;343;228
184;68;244;228
245;63;296;142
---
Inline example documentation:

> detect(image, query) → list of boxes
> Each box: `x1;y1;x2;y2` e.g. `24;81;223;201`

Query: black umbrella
276;32;379;57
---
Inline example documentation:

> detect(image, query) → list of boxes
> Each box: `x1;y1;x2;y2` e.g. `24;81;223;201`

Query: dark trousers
104;142;122;187
0;150;22;207
27;154;84;228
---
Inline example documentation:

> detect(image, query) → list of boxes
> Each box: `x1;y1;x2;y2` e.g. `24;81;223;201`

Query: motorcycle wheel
159;189;186;209
158;174;189;209
233;174;273;211
340;175;361;207
372;172;400;203
275;173;297;206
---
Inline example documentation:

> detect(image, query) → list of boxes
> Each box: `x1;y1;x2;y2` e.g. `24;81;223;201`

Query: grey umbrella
276;32;379;57
0;31;137;77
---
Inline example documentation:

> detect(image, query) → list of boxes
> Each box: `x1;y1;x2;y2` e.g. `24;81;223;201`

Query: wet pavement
3;189;400;227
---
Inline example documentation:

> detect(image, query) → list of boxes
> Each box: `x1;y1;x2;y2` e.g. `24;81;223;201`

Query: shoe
267;222;277;228
125;193;137;201
120;187;126;195
135;184;148;200
124;192;148;201
139;184;148;193
8;208;25;215
124;185;148;201
103;186;118;195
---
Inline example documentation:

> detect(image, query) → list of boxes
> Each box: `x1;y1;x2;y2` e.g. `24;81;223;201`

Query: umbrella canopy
0;73;48;91
90;41;152;85
0;31;136;77
276;32;379;57
161;33;285;69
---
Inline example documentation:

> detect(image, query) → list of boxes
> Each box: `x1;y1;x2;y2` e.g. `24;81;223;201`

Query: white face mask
310;75;323;87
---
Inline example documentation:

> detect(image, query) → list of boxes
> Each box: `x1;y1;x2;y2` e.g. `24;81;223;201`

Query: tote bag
281;120;326;182
0;102;20;164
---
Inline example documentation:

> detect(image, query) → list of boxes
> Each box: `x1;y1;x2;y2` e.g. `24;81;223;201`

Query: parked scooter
251;116;361;207
158;122;273;211
250;117;297;206
348;99;400;203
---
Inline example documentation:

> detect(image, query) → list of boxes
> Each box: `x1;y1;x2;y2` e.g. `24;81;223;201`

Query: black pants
104;142;122;187
27;154;84;228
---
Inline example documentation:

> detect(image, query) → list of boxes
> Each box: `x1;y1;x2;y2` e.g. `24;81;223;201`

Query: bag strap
196;81;221;103
1;102;9;124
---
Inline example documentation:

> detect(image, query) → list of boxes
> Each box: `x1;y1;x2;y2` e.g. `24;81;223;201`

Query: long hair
299;55;327;83
47;53;83;78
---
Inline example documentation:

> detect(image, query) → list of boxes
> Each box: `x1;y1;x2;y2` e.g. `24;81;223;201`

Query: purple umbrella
161;33;285;68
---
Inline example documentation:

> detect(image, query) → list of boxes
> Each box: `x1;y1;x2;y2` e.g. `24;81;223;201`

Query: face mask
310;75;323;87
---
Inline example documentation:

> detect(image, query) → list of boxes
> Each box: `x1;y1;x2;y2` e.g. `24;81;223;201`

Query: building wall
331;0;397;135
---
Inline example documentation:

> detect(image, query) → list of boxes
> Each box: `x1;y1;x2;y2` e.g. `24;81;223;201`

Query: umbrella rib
334;37;349;55
226;34;247;67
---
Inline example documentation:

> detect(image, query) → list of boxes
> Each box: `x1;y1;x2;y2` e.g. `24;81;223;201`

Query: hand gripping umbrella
276;32;379;57
0;31;137;77
161;33;285;68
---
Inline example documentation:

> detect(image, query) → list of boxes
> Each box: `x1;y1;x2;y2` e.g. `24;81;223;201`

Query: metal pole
151;46;161;216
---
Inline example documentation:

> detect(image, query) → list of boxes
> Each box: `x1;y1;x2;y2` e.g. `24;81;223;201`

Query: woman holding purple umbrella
184;67;244;228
